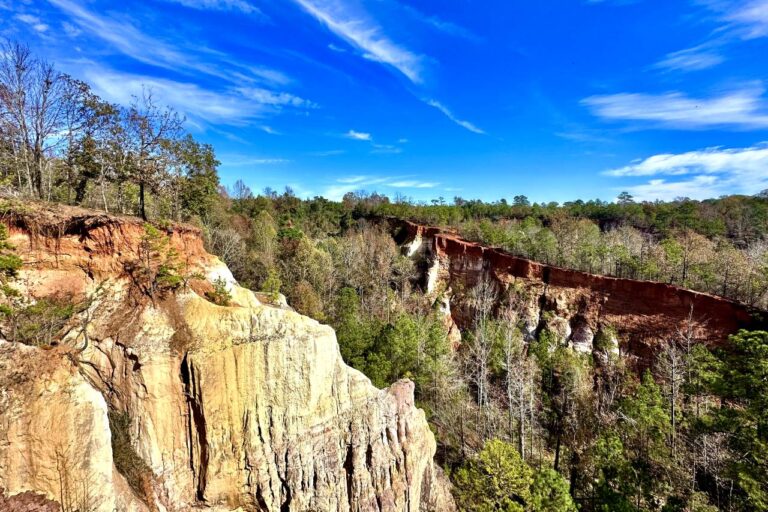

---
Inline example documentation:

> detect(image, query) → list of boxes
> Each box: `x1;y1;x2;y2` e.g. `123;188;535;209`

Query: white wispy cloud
292;0;487;140
555;128;612;144
583;86;768;129
221;155;291;166
723;0;768;39
293;0;422;83
388;180;438;188
426;99;485;134
345;130;372;141
605;143;768;200
239;66;293;86
323;175;439;200
161;0;262;15
46;0;310;128
397;3;481;43
49;0;201;73
48;0;288;86
645;1;768;74
237;87;315;108
342;131;406;152
337;175;376;184
62;21;81;37
655;44;724;72
372;143;402;154
77;64;312;126
310;149;346;157
259;125;280;135
15;13;49;32
618;176;724;202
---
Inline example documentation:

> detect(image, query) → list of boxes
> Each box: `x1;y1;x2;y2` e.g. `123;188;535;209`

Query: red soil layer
395;220;766;351
0;201;215;300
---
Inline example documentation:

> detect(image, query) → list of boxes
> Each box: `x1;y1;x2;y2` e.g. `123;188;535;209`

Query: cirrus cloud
293;0;422;83
654;44;724;72
425;99;485;134
161;0;263;15
583;86;768;129
77;64;313;127
723;0;768;39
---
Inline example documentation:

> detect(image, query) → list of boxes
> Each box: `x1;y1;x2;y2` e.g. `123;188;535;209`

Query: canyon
1;204;765;512
0;204;454;512
392;219;766;364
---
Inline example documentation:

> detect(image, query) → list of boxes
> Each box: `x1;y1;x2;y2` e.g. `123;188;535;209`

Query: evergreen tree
709;330;768;510
529;468;577;512
453;439;533;512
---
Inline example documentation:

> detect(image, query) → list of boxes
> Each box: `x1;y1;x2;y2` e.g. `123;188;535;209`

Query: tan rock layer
0;203;454;512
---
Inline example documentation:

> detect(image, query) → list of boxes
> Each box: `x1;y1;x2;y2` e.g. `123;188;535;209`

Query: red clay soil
0;200;214;300
392;219;767;354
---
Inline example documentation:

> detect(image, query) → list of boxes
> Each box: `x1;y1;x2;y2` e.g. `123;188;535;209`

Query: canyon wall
393;220;766;364
0;203;454;512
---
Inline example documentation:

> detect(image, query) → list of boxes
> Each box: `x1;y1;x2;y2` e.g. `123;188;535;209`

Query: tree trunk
569;453;579;497
75;176;89;204
139;181;147;220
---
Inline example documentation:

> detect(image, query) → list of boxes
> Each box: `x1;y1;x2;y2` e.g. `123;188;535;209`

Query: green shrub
133;223;183;299
594;324;618;353
452;439;533;512
0;224;22;318
108;411;153;499
453;439;576;512
261;269;281;304
6;296;78;347
530;468;578;512
205;277;232;306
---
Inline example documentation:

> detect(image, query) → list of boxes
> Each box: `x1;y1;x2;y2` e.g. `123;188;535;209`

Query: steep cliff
393;220;766;365
0;203;454;512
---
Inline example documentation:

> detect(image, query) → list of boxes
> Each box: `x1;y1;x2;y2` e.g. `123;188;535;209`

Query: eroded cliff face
0;204;454;512
394;220;766;365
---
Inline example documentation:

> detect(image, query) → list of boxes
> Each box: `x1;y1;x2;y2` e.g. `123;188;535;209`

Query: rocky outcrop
393;220;766;365
0;203;454;512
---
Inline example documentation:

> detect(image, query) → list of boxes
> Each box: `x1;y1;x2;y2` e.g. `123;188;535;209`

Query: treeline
0;40;219;221
358;191;768;245
341;192;768;309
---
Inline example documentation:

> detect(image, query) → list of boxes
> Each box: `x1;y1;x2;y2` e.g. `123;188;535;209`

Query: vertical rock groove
181;354;209;502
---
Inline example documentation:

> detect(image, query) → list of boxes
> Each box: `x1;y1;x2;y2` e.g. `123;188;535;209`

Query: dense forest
2;41;768;511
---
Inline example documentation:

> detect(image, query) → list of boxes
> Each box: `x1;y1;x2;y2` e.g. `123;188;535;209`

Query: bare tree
500;313;539;460
231;179;252;200
53;442;103;512
123;88;182;219
654;306;702;463
0;40;67;198
466;275;498;441
657;340;686;460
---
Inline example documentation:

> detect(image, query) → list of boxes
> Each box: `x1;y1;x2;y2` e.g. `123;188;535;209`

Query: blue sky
4;0;768;203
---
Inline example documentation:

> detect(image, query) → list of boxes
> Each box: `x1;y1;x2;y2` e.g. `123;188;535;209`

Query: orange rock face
393;220;766;366
3;204;213;300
